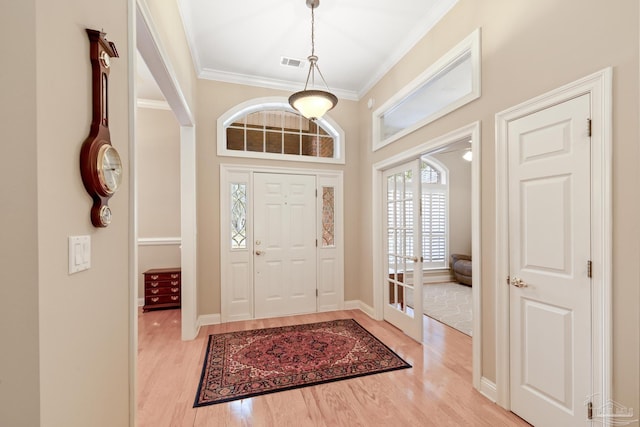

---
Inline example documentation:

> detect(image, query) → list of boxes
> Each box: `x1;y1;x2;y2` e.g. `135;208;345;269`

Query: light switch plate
69;235;91;274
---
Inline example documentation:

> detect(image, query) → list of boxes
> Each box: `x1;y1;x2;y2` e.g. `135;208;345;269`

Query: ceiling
137;0;458;102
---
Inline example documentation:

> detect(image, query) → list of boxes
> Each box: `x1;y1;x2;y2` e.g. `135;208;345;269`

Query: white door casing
220;165;344;323
371;122;482;391
254;173;317;318
383;160;423;342
508;94;591;426
495;68;612;422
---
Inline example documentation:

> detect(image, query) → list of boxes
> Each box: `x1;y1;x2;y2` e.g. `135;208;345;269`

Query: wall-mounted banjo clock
80;29;122;227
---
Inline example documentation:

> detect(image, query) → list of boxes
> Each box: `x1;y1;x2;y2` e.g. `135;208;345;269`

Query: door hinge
506;275;510;285
315;189;318;197
587;401;593;420
588;119;592;137
587;260;592;278
316;239;318;247
316;289;318;297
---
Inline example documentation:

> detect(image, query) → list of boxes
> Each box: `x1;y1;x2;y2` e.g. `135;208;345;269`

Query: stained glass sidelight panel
231;183;247;249
322;187;335;247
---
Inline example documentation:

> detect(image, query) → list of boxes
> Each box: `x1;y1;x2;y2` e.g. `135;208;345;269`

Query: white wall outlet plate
69;235;91;274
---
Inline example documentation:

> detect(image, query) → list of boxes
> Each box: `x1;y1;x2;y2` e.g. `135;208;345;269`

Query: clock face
97;144;122;194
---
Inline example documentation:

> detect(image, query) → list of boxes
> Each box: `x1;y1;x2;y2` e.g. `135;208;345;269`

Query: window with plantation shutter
420;161;447;269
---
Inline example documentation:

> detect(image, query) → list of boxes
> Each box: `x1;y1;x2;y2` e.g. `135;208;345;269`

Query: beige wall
35;0;131;424
0;2;40;426
136;107;181;299
357;0;639;412
195;80;360;314
0;0;131;426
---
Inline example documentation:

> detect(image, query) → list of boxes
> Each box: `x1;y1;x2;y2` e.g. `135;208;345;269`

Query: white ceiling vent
280;57;306;68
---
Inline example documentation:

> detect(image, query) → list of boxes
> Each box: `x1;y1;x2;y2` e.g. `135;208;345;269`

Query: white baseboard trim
197;303;374;327
423;272;455;284
197;314;221;327
137;298;144;307
479;377;497;402
344;300;375;318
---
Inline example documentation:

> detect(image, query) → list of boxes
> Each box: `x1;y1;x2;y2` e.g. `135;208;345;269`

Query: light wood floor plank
137;309;530;426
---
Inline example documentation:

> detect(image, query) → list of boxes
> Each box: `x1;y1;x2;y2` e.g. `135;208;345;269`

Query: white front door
253;173;317;318
508;94;591;426
383;161;423;342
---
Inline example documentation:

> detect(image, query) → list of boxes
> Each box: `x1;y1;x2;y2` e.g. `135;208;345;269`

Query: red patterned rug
193;319;411;406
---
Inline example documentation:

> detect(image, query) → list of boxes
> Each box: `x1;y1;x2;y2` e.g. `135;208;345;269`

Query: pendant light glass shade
289;0;337;121
289;89;338;121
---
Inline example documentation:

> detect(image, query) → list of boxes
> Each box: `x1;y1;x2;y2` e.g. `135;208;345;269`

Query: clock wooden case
80;29;122;227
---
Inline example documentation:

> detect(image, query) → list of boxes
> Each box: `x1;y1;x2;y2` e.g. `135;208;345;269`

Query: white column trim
136;0;198;342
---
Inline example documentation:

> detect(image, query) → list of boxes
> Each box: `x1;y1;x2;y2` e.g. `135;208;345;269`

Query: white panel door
254;173;317;318
508;94;591;426
383;161;423;342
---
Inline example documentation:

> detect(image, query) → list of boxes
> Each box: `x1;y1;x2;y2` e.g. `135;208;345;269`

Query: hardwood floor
138;309;530;426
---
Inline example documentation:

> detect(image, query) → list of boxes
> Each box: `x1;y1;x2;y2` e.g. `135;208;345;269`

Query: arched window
217;97;345;164
420;158;448;269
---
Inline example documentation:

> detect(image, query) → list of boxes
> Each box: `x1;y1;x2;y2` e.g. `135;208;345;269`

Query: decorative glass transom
226;110;335;159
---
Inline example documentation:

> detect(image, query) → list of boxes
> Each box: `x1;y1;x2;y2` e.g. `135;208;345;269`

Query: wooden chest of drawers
143;268;181;312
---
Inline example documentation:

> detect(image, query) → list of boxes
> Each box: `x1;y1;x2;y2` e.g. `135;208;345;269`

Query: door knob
255;250;264;255
510;277;528;288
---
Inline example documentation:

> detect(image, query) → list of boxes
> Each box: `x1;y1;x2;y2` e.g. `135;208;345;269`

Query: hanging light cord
303;3;331;91
311;5;315;58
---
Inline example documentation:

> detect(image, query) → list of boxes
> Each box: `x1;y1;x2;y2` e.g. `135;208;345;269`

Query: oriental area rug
193;319;411;407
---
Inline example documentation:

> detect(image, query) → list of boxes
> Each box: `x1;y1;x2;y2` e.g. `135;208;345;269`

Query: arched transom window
217;98;345;164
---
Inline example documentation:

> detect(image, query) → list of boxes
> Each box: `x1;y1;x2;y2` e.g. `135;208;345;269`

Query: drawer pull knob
151;289;159;295
171;296;179;301
151;297;159;303
150;275;159;280
171;281;179;286
171;288;179;293
150;282;159;287
171;274;179;279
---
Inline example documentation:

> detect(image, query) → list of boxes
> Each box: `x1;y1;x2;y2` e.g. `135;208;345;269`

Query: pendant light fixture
289;0;338;121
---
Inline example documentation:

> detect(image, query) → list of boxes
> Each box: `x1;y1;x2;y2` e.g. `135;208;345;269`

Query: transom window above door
217;98;345;164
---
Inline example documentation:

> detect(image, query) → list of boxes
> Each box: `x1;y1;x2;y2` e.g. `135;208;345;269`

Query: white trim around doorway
494;67;612;410
135;0;198;343
371;121;483;390
219;164;344;323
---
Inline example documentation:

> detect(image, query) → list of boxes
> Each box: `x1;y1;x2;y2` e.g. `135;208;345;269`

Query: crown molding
198;68;360;102
136;98;171;110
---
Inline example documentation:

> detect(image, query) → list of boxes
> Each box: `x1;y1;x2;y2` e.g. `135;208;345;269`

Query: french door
383;160;423;342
